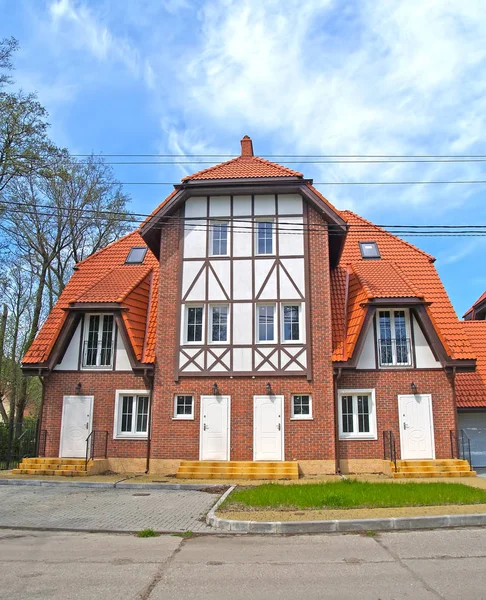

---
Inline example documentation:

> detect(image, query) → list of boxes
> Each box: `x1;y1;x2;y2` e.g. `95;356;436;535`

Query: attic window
359;241;380;259
126;247;147;264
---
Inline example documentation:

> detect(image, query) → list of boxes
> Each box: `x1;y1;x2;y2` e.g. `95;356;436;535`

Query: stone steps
12;457;91;477
390;459;476;479
176;460;299;480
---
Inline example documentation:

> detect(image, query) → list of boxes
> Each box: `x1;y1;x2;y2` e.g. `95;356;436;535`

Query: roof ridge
340;210;435;262
182;154;303;181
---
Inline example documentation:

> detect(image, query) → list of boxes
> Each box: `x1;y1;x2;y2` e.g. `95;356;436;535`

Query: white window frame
255;218;275;256
377;308;412;368
113;389;150;439
281;303;303;343
82;313;115;369
256;303;277;343
184;305;205;345
210;221;229;257
208;304;230;344
290;394;313;420
173;394;195;420
338;389;377;440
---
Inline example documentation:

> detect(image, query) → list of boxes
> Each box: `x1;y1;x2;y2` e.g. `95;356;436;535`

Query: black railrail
0;420;39;470
85;430;108;470
450;429;473;470
383;430;397;472
36;429;47;457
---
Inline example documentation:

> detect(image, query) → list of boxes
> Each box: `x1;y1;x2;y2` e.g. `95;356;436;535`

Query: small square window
291;395;312;419
126;247;148;264
359;241;380;259
174;395;194;419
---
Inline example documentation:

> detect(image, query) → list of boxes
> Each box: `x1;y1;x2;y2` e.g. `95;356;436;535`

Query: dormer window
377;309;411;367
83;314;114;368
359;241;380;259
126;247;147;264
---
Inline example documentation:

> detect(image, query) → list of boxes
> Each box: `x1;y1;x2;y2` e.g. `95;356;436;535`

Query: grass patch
137;528;160;538
172;530;194;538
222;480;486;511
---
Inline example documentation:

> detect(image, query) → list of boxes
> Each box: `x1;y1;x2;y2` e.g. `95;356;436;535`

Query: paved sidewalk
0;486;218;533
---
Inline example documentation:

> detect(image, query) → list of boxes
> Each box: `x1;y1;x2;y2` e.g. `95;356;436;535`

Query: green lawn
222;480;486;510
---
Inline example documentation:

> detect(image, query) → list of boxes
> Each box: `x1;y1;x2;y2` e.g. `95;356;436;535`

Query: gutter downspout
145;370;154;474
36;372;46;456
334;367;343;475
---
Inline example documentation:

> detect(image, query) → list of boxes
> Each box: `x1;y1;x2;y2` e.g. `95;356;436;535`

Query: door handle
277;423;281;431
86;423;89;429
204;423;208;431
403;422;408;430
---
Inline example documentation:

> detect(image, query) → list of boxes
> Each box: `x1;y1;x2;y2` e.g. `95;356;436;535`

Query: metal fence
0;419;40;470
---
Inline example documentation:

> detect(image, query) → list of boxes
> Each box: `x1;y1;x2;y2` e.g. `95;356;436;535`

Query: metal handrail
37;430;47;457
377;338;412;367
383;430;397;472
85;430;109;470
450;429;473;470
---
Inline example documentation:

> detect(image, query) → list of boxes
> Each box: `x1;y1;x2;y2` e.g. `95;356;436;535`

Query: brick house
21;136;479;477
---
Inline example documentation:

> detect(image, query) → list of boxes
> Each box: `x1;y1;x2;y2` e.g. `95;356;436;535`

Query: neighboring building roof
331;211;474;362
463;290;486;319
456;321;486;407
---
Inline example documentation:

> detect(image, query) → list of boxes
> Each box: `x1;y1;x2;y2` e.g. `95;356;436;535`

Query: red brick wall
150;204;337;461
338;369;456;460
42;371;149;458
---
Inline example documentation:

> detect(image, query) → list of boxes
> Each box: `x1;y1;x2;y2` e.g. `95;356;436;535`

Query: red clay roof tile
456;321;486;407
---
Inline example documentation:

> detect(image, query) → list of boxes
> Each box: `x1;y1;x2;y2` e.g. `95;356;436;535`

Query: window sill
339;435;378;441
290;417;313;421
172;417;195;421
114;435;148;440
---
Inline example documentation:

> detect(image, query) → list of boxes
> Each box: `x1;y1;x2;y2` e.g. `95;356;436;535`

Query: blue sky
2;0;486;316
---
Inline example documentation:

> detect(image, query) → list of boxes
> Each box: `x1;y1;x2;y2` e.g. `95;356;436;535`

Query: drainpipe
334;368;343;475
145;370;154;474
36;372;46;456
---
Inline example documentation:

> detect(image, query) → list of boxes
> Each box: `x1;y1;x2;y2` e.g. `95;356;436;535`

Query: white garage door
458;412;486;468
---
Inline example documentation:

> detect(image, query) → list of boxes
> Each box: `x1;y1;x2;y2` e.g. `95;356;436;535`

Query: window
186;306;203;343
114;390;150;438
83;314;114;368
359;241;380;259
174;395;194;419
283;305;300;342
211;222;229;256
257;304;275;342
256;220;274;255
378;309;411;367
291;395;312;419
210;305;228;343
126;246;148;264
338;390;376;439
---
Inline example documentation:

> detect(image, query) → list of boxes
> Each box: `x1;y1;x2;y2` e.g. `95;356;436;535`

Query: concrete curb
206;485;237;527
207;511;486;533
0;478;226;491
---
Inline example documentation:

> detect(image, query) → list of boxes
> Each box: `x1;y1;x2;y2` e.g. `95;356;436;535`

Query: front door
398;394;434;460
200;395;230;460
254;395;284;461
60;395;93;458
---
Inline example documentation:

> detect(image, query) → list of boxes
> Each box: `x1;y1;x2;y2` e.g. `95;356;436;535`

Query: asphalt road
1;527;486;599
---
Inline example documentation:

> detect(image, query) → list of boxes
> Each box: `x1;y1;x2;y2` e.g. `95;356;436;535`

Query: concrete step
11;468;88;476
24;458;86;466
393;470;477;478
176;471;299;480
397;460;469;468
20;462;86;471
398;465;472;473
176;460;299;480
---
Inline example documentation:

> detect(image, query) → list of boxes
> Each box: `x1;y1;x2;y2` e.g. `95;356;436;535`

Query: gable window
211;222;229;256
378;309;411;367
186;306;203;343
257;304;275;342
338;389;376;439
256;220;274;255
210;305;228;343
174;395;194;419
83;314;114;368
283;305;301;342
291;395;312;419
359;241;380;259
114;390;150;438
126;246;148;264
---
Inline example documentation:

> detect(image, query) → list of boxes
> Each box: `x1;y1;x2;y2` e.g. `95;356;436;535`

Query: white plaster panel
233;303;253;344
254;195;276;216
194;352;205;369
233;260;252;299
182;261;204;299
278;216;304;256
233;347;252;371
413;316;441;368
232;222;253;257
208;269;227;301
183;223;207;259
258;265;277;300
185;197;207;218
255;354;277;371
255;260;275;298
183;263;206;301
279;265;302;300
280;259;305;298
210;260;230;299
115;332;132;371
210;360;228;372
233;195;252;216
278;194;303;215
209;196;231;217
356;323;376;369
55;322;81;370
181;360;201;372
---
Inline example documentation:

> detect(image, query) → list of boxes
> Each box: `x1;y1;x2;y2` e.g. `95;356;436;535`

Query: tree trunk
0;304;7;423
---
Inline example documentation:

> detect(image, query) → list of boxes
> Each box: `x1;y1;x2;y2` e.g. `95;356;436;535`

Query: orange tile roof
182;155;302;181
76;265;152;303
456;322;486;407
463;291;486;318
331;211;474;362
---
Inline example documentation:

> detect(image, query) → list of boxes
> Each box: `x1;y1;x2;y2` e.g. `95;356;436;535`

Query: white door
200;396;230;460
254;395;284;461
398;394;435;460
60;395;93;458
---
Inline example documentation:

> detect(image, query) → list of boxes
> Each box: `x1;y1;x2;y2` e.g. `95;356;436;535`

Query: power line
49;159;486;165
108;180;486;186
59;153;486;158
